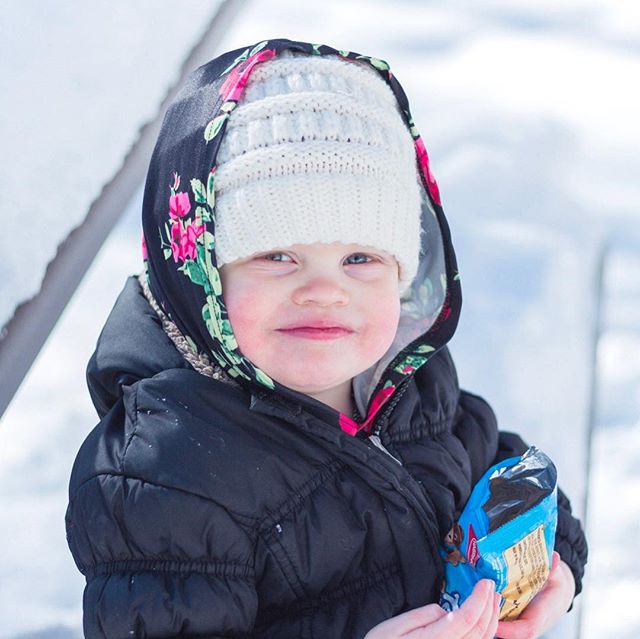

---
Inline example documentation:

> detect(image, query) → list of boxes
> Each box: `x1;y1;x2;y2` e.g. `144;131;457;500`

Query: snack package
439;446;558;620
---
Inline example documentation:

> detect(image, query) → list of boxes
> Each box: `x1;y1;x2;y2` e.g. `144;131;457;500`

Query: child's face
219;242;401;412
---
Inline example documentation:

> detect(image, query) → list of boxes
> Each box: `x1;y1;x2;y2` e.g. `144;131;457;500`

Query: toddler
66;37;587;638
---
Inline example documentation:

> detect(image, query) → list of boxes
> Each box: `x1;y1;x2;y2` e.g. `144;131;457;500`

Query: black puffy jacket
66;38;587;639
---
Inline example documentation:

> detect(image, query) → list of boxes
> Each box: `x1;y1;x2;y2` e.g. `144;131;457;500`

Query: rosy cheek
377;295;401;340
224;285;276;358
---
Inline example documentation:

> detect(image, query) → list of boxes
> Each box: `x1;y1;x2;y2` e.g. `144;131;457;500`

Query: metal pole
576;233;610;638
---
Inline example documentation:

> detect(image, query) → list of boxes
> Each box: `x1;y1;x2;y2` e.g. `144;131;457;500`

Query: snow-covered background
0;0;224;330
1;1;638;637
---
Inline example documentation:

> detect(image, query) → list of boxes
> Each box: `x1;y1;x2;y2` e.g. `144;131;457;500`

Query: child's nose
291;276;350;307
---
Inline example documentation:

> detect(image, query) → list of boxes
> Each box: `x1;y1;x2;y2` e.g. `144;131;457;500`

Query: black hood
113;38;461;434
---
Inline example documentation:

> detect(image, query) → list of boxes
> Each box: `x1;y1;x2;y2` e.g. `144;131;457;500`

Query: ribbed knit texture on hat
214;50;423;293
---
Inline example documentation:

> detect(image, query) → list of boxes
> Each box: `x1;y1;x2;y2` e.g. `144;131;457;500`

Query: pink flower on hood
171;221;205;263
415;137;442;207
219;48;277;103
169;191;191;220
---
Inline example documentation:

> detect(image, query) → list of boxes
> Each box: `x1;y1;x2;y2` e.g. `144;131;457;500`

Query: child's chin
274;370;353;394
280;376;346;393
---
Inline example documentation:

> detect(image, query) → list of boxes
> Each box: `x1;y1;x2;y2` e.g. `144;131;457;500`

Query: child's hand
495;551;576;639
364;578;500;638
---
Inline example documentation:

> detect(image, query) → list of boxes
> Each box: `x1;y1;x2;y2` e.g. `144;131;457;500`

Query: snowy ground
1;1;638;637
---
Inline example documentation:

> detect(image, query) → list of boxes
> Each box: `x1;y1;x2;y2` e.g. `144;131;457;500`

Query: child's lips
276;326;355;340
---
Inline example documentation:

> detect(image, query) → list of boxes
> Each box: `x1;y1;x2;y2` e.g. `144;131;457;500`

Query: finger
431;579;495;637
364;603;449;638
485;592;501;639
462;591;501;639
399;603;448;632
496;618;537;639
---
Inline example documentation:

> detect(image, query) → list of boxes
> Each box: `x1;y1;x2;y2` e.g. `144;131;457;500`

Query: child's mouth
276;327;354;340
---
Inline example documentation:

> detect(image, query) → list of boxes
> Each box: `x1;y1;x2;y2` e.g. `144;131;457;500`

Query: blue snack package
439;446;558;620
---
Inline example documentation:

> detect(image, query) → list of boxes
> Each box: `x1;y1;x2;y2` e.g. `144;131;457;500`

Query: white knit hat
214;49;423;294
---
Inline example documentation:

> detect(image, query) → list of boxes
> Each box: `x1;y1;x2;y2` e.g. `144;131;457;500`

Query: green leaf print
207;171;216;208
357;56;389;71
311;44;323;55
221;47;250;76
203;297;222;339
414;344;435;354
255;368;275;390
220;101;237;113
220;350;251;383
196;206;211;223
191;178;207;204
185;260;208;287
205;317;221;341
249;40;269;57
201;231;215;250
209;267;222;296
224;345;242;363
203;248;215;284
211;348;230;370
394;355;428;374
163;248;172;260
204;113;229;143
220;319;238;351
454;272;461;281
211;299;222;322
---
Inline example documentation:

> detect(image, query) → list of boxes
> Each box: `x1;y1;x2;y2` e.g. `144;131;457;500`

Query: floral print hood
141;38;461;436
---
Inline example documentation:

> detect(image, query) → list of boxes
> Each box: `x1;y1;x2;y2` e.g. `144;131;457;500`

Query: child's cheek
369;293;401;354
222;285;270;357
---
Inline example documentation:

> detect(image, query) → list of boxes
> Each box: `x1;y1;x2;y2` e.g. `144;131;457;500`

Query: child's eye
345;253;374;265
261;252;293;262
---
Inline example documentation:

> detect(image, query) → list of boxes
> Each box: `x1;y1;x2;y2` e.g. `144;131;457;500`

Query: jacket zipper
295;401;444;572
366;345;446;439
370;375;412;438
258;375;443;557
368;434;402;465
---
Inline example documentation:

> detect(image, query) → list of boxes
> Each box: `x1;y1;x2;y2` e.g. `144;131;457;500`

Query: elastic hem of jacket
80;558;255;581
554;529;587;598
384;417;452;443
